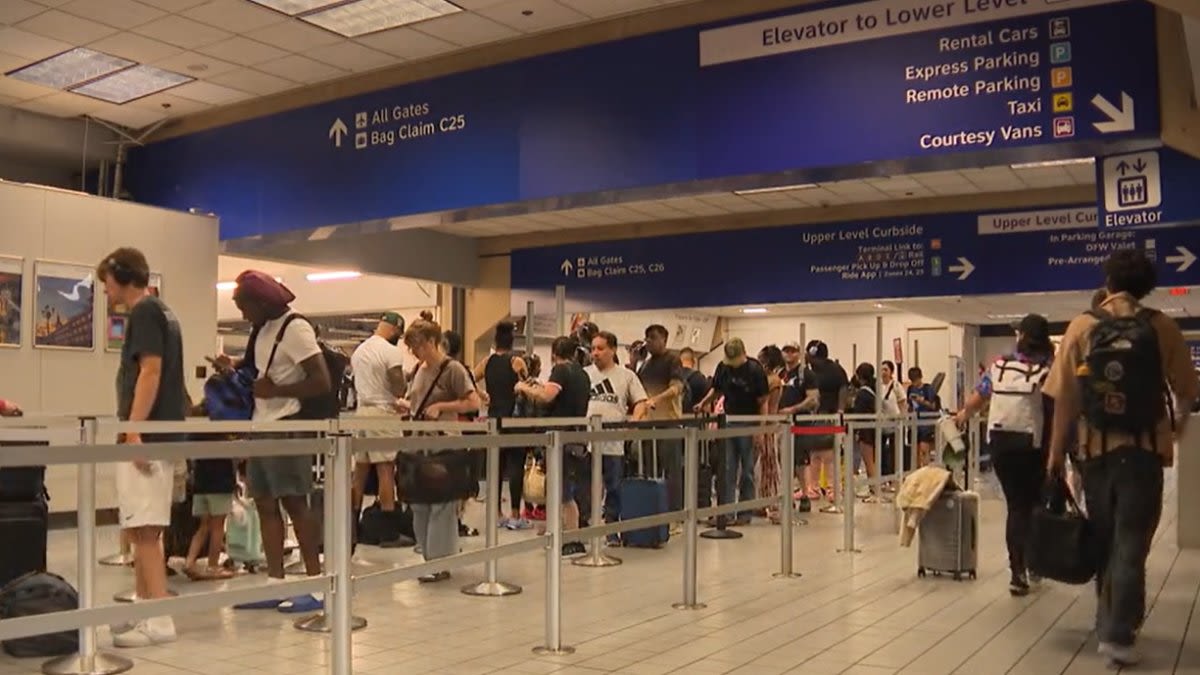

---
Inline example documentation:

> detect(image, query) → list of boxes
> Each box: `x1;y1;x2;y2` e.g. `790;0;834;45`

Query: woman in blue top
955;314;1055;596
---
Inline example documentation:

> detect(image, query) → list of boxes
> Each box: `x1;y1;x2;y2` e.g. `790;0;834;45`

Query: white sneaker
1098;641;1141;667
113;617;177;648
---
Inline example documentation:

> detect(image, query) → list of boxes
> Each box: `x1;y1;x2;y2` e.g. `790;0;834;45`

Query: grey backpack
0;572;79;657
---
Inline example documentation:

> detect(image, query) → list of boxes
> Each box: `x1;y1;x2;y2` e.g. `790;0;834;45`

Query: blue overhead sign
1098;147;1200;230
126;0;1158;241
510;206;1200;312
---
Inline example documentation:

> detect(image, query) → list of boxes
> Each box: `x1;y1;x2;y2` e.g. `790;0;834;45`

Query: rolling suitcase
917;489;978;581
618;441;669;548
0;499;48;587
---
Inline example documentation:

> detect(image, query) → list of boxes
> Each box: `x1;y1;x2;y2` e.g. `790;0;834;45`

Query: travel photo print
34;261;95;351
106;272;161;351
0;256;24;348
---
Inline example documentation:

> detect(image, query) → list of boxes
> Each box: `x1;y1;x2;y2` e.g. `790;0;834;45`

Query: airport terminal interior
1;0;1200;673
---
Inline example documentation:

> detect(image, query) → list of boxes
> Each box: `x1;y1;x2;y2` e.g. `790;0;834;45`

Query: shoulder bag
395;360;476;504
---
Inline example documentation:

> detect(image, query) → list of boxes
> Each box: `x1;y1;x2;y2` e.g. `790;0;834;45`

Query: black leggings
501;447;526;514
991;433;1046;575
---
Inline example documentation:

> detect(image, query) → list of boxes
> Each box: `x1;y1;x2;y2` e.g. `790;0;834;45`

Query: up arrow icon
561;260;574;277
1091;92;1135;134
329;118;348;147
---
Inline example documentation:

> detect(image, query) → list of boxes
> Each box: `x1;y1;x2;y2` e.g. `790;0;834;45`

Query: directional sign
511;206;1200;312
125;0;1160;242
1098;148;1200;229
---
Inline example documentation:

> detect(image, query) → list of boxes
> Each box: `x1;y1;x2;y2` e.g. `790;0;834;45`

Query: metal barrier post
839;423;860;554
575;416;621;568
533;432;574;656
296;432;367;634
774;425;800;578
464;419;524;594
331;433;354;675
828;425;843;516
701;416;742;540
673;428;705;609
44;418;133;675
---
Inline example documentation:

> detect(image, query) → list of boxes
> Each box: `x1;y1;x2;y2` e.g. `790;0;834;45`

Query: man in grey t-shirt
585;332;648;525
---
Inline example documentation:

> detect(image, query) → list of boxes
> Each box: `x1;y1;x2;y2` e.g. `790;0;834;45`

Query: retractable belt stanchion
463;418;525;594
296;431;367;633
44;418;133;675
673;427;705;610
701;415;741;540
838;423;860;554
534;432;574;656
774;423;800;579
574;416;621;568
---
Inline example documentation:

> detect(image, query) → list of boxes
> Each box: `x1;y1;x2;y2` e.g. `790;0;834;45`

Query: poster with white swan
34;261;94;351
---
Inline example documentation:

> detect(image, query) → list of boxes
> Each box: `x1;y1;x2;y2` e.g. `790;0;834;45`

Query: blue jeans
1081;447;1163;647
601;455;624;523
720;432;755;520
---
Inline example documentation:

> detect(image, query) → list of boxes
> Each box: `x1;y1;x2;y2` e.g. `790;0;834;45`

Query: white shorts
116;460;175;530
355;406;400;465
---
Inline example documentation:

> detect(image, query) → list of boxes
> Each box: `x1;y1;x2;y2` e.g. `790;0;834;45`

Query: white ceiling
705;289;1200;325
0;0;693;129
430;162;1098;237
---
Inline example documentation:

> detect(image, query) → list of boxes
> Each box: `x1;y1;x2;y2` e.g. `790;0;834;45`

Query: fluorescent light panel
302;0;463;37
740;307;769;314
306;270;362;282
7;48;134;90
733;183;819;196
1010;158;1095;170
248;0;347;15
72;65;192;104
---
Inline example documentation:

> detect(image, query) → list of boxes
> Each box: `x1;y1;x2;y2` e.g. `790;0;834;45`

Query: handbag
1027;476;1095;585
523;453;546;505
395;360;476;504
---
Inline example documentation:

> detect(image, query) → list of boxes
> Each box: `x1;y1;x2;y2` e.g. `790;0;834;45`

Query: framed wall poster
105;272;161;352
34;261;95;351
0;257;24;348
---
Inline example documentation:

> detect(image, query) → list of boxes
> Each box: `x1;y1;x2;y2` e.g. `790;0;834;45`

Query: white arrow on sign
329;118;348;147
1091;92;1135;134
560;260;573;277
947;257;975;281
1166;246;1196;273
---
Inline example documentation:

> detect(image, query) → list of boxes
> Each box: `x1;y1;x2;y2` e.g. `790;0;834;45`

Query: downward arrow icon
329;118;348;147
1166;246;1196;273
1092;92;1135;134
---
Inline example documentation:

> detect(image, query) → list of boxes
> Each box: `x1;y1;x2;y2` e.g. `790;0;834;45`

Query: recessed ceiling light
733;183;819;196
216;281;237;291
248;0;346;15
740;307;769;314
306;270;362;282
302;0;463;38
72;65;193;104
7;48;134;90
1010;158;1094;170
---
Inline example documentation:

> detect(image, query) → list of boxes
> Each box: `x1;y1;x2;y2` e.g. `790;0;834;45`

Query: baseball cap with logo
380;311;406;331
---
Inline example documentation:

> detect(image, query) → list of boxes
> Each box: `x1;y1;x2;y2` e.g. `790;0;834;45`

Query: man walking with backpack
1045;250;1198;668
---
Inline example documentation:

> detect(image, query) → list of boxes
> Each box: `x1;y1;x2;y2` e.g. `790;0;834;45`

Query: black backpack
251;313;347;420
0;572;78;658
1079;308;1168;448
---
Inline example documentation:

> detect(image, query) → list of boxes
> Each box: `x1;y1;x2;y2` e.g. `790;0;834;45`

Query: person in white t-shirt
211;271;330;615
350;311;409;546
585;332;648;530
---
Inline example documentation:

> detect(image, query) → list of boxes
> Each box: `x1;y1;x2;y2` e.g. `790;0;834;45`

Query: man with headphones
97;248;186;648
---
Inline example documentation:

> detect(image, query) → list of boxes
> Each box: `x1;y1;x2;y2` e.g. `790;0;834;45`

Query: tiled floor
2;471;1194;675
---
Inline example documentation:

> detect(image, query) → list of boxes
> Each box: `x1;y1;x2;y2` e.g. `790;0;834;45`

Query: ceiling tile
412;12;519;47
255;54;346;83
196;36;288;66
135;0;207;9
207;66;298;94
356;26;455;59
17;9;117;44
14;90;94;116
88;101;169;128
0;75;56;100
557;0;663;19
182;0;288;32
0;0;45;26
477;0;590;32
27;0;72;5
86;31;181;63
245;19;343;52
130;91;210;115
448;0;510;8
306;41;395;72
134;15;232;50
151;50;239;78
168;78;251;104
59;0;166;30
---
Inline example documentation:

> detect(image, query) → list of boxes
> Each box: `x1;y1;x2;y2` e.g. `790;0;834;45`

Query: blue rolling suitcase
619;442;669;548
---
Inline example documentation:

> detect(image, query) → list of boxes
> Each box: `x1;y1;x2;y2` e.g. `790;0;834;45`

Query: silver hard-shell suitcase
917;490;978;581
